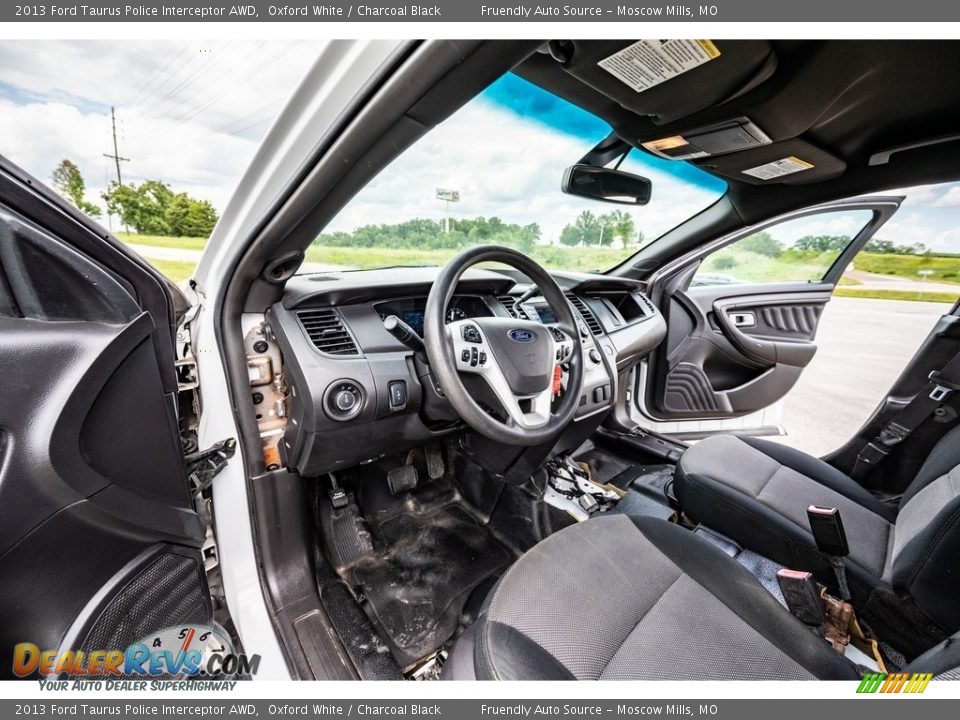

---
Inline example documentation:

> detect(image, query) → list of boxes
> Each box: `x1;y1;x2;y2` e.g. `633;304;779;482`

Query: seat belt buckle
929;370;960;402
807;506;849;557
776;569;825;627
807;506;853;601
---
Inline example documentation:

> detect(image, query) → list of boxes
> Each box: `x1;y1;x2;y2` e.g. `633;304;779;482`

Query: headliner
514;40;960;224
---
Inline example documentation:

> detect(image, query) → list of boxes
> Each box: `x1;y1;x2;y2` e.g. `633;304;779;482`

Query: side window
691;209;874;287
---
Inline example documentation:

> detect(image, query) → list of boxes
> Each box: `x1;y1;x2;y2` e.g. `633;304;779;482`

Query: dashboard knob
335;390;357;412
324;380;364;421
588;349;602;364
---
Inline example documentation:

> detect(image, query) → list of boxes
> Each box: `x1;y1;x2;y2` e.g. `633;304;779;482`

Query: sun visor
693;139;846;185
557;40;777;125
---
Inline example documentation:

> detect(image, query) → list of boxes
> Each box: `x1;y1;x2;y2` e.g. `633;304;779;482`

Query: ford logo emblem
508;329;535;343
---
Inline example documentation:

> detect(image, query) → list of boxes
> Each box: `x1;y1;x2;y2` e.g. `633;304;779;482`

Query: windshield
302;72;726;274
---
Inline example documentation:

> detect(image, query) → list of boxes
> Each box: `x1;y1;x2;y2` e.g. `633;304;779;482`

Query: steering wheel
424;245;584;446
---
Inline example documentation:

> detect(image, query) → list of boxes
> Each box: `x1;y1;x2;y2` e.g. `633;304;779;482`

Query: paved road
845;270;960;295
128;243;202;262
771;296;956;456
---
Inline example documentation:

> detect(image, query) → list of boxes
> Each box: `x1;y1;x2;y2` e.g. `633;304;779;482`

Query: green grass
303;244;628;273
698;248;839;284
834;288;958;303
837;275;862;286
148;258;196;284
854;252;960;284
117;232;208;251
117;232;960;302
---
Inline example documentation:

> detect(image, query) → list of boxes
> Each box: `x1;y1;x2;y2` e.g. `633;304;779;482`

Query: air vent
297;308;360;356
498;295;529;320
637;293;656;314
566;293;603;336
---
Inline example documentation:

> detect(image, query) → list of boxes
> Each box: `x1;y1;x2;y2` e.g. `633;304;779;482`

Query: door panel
642;197;902;432
656;284;831;419
0;163;210;678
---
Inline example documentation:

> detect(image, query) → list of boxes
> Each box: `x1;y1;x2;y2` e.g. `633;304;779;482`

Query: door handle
731;312;756;328
714;301;818;368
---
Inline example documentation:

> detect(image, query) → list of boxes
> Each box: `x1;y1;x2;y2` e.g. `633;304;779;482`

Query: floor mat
346;506;511;667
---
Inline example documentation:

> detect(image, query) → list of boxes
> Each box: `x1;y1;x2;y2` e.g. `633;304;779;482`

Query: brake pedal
424;445;445;480
387;465;419;495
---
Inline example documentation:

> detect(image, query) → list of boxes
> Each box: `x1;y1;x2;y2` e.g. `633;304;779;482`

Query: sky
0;40;324;222
1;40;959;254
325;72;727;247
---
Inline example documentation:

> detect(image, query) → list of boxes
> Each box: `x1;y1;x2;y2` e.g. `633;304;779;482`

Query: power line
213;96;284;134
131;40;236;119
118;42;191;108
125;44;202;114
173;41;303;125
222;115;274;138
152;41;269;124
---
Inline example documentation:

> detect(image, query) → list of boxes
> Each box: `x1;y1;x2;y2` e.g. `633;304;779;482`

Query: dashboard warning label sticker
598;40;721;92
742;156;815;181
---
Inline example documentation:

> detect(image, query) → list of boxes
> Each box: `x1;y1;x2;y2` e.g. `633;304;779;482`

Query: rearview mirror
561;164;652;206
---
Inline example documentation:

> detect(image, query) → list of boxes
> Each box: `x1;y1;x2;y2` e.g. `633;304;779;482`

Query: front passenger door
640;197;902;436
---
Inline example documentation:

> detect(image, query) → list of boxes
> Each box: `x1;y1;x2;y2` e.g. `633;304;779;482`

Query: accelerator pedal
320;474;373;571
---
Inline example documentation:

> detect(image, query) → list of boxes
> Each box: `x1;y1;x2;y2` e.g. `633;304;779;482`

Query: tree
51;159;101;218
738;230;782;258
101;180;218;236
864;238;928;255
559;211;602;247
600;210;636;248
167;193;219;237
793;235;851;253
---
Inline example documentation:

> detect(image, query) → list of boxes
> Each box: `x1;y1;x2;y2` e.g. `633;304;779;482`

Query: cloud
931;187;960;208
3;40;959;259
327;97;725;246
0;40;325;216
765;211;875;245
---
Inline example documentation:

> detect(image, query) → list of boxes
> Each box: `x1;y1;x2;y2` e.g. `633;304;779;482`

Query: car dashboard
263;266;666;477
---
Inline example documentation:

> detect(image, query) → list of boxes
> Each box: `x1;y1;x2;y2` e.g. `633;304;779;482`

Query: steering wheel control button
479;351;487;366
461;349;470;362
470;347;479;366
324;380;364;421
462;325;482;343
388;381;407;410
588;348;602;364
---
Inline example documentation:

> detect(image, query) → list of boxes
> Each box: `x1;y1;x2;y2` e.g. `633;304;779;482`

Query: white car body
189;39;406;679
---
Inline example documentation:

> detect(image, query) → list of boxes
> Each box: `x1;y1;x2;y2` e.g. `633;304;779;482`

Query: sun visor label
742;156;815;180
598;40;721;92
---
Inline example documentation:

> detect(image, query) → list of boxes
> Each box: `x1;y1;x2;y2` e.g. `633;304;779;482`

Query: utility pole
102;106;129;186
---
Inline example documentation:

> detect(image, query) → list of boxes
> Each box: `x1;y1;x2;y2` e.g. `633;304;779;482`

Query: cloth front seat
673;426;960;641
458;514;860;681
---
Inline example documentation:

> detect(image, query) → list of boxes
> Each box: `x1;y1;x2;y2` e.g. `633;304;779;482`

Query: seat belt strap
852;349;960;479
